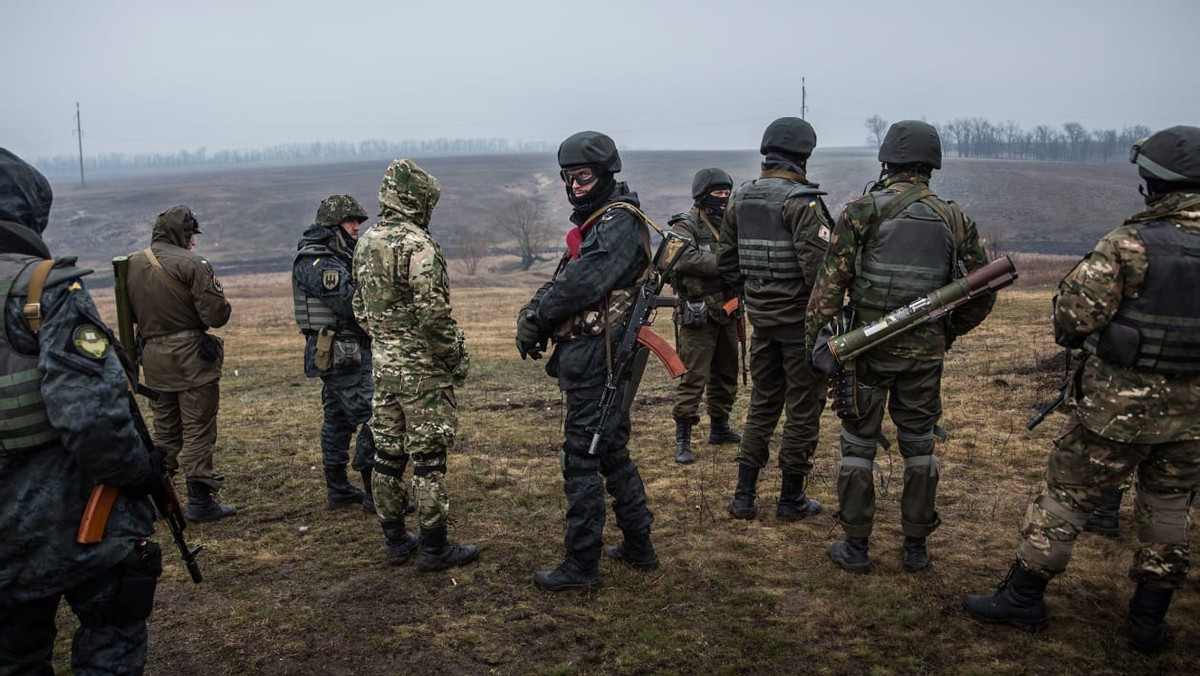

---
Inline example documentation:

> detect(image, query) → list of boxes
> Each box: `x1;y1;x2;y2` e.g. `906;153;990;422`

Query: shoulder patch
73;324;110;359
818;224;832;242
212;276;224;293
322;269;340;290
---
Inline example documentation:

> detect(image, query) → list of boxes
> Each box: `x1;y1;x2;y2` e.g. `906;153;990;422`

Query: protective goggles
559;166;599;187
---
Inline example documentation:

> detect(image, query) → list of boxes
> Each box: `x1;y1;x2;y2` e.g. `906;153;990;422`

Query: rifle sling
22;259;55;335
142;248;191;294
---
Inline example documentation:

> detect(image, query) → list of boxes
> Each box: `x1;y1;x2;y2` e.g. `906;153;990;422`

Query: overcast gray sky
5;0;1198;160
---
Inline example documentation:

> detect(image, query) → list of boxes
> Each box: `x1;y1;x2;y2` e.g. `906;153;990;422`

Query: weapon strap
697;210;722;241
142;248;191;294
22;259;55;335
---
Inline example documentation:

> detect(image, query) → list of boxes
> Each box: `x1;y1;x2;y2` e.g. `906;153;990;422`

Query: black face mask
699;194;729;220
566;172;616;212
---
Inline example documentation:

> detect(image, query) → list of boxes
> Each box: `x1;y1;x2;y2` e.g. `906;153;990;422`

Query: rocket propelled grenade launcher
827;256;1018;364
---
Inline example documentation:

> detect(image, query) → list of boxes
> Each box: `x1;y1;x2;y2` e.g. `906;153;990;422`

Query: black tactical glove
516;303;547;360
128;445;171;504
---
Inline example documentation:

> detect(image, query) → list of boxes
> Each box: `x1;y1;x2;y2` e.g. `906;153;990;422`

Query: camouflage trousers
319;365;376;472
834;354;944;539
150;380;222;490
368;385;456;530
1018;418;1199;588
736;332;825;475
670;316;739;423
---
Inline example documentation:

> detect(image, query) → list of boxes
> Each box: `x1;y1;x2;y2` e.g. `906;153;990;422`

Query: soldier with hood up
353;159;479;571
1;147;162;673
126;205;234;522
293;194;377;512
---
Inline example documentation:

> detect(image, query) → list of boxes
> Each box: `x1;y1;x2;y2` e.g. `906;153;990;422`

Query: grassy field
52;258;1198;675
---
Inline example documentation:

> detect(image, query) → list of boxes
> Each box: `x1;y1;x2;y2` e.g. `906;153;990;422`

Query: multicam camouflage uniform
352;160;468;534
1017;190;1200;587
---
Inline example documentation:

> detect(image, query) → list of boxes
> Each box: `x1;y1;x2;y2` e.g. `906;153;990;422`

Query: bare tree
983;226;1008;261
864;115;889;148
493;194;554;271
457;226;493;276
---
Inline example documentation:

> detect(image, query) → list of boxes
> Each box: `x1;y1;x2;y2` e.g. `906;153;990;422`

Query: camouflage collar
882;172;930;189
1126;192;1200;224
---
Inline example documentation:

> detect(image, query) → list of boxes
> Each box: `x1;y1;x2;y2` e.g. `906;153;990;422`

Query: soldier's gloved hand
516;303;545;360
450;349;470;385
128;445;170;503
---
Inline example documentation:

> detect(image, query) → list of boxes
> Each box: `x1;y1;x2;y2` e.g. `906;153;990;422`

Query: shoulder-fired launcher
827;255;1017;364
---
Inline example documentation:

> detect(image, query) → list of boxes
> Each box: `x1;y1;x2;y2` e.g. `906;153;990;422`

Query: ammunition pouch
197;333;224;363
681;299;707;328
1086;321;1140;367
829;360;861;420
314;326;336;371
333;337;363;369
114;539;162;623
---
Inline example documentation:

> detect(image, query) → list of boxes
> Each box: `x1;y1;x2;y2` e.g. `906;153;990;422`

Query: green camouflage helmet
315;194;368;228
691;167;733;199
879;120;942;170
760;117;817;158
558;131;621;172
378;159;441;227
1130;125;1200;183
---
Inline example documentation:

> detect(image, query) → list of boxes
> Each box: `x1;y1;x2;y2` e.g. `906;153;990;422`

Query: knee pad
412;452;447;477
372;450;409;478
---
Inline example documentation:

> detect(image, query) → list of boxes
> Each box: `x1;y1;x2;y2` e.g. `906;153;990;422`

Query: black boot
1084;489;1123;538
185;479;236;523
360;468;375;513
416;523;480;572
533;557;601;592
727;464;759;519
708;416;742;445
776;472;822;521
962;561;1050;631
829;536;871;573
604;529;659;571
1128;583;1174;654
324;466;365;510
674;420;695;465
380;517;420;565
902;536;931;572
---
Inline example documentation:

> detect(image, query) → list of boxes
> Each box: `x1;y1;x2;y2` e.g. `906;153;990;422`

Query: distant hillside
42;149;1143;282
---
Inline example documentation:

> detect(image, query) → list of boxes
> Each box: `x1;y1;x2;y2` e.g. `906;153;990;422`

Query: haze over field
6;0;1199;161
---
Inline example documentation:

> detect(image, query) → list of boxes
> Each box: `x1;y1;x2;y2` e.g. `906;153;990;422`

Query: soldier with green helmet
963;125;1200;655
293;194;376;512
717;117;833;523
353;159;479;571
805;120;995;573
667;167;742;464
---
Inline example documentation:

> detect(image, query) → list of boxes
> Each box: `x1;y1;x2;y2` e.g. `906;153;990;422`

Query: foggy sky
5;0;1198;161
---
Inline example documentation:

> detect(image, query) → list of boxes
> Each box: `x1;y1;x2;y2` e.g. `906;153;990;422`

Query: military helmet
558;131;622;173
691;167;733;200
315;194;369;229
760;117;817;158
1130;125;1200;183
878;120;942;170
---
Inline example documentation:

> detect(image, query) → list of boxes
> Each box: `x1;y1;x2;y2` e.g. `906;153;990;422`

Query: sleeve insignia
212;276;224;293
322;269;341;290
72;324;110;359
818;225;832;242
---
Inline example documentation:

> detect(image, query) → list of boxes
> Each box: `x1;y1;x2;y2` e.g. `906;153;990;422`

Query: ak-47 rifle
587;231;691;455
1026;349;1077;430
721;294;749;385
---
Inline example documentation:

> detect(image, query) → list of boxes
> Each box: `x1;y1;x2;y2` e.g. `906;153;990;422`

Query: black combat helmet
878;120;942;170
1130;125;1200;184
558;131;622;172
0;147;53;234
315;194;369;229
760;117;817;158
691;167;733;200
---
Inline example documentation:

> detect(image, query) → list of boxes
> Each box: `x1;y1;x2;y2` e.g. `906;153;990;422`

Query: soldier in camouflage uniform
293;195;376;512
126;205;235;523
516;131;659;591
352;159;479;571
718;117;832;523
805;121;995;573
1;148;162;673
668;168;742;464
964;125;1200;655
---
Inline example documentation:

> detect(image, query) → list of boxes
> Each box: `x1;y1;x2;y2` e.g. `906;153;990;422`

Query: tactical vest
292;244;355;336
669;210;725;301
849;186;957;318
1085;220;1200;373
0;255;58;456
733;178;823;281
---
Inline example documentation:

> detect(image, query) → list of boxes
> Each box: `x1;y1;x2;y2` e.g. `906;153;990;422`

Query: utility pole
801;78;808;120
74;102;86;188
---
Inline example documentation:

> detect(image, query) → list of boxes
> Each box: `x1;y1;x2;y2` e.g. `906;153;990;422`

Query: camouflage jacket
804;173;993;359
717;162;833;340
353;160;467;393
1056;191;1200;443
668;207;732;322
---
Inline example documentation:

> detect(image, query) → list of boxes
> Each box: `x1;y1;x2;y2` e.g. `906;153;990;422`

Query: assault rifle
587;231;691;455
721;294;749;385
1026;349;1077;430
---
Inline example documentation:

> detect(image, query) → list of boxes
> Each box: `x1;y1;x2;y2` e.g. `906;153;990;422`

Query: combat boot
829;536;870;573
776;472;822;521
1128;583;1174;654
185;479;236;523
674;420;695;465
708;416;742;445
962;560;1049;631
380;517;420;565
324;466;365;510
1083;489;1123;538
603;529;659;571
727;464;759;519
902;536;931;572
360;468;375;514
533;557;601;592
416;523;480;572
